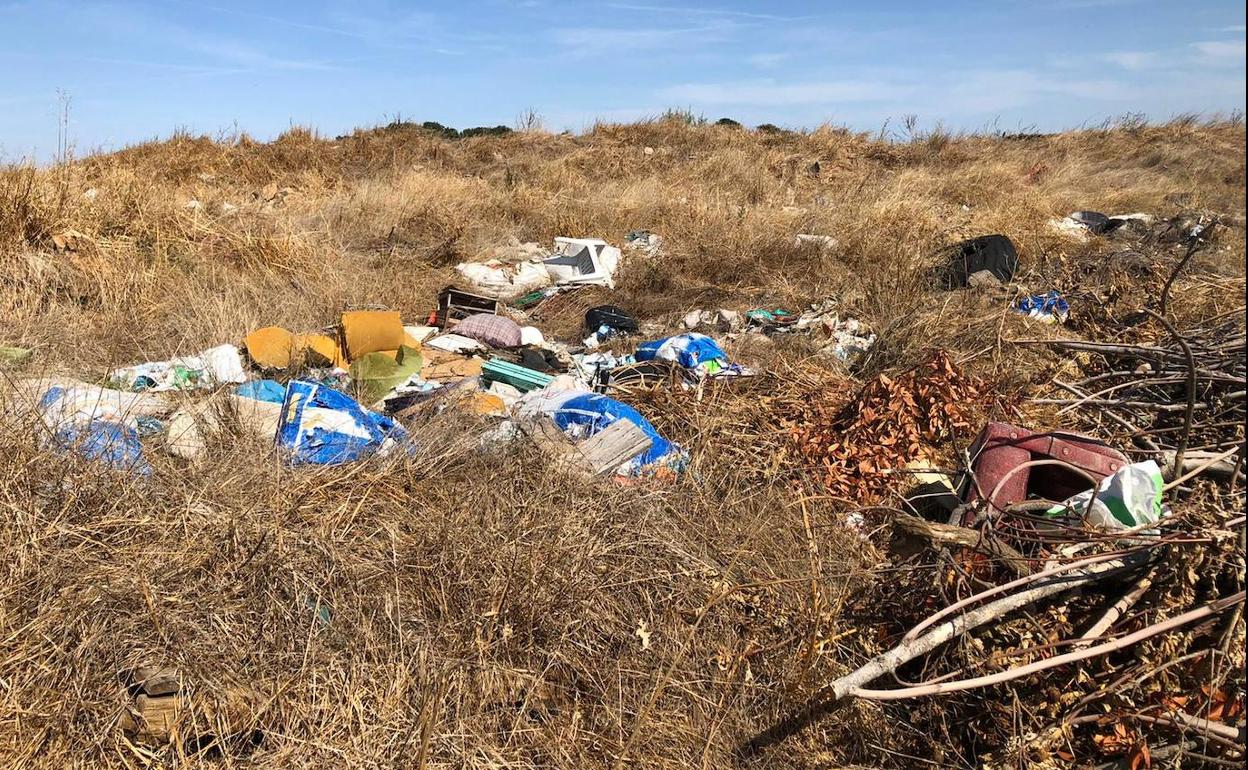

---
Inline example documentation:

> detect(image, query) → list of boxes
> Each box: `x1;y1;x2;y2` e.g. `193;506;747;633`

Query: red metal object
966;422;1129;515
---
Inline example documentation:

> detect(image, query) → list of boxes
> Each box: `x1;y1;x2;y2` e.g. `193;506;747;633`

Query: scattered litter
519;347;564;373
966;421;1130;517
236;379;286;403
682;309;742;333
1014;291;1069;323
51;229;91;252
744;301;874;360
585;304;639;347
437;286;501;326
1052;210;1158;239
967;269;1003;289
519;326;545;346
636;333;734;377
404;325;438;345
51;419;150;475
34;380;170;429
794;233;839;251
0;345;32;368
624;229;662;257
745;308;798;329
111;344;246;392
456;259;552;300
341;310;404;361
164;400;226;462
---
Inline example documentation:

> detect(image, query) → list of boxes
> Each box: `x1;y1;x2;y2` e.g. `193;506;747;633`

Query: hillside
1;117;1245;769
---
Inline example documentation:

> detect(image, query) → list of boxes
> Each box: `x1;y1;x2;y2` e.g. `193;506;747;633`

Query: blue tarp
276;380;410;465
546;392;677;469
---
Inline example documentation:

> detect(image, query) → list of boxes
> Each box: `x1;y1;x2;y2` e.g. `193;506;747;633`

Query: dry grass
1;116;1244;768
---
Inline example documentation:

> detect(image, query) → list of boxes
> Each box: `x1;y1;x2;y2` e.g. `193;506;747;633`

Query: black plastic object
584;305;639;333
1070;211;1128;235
944;235;1019;288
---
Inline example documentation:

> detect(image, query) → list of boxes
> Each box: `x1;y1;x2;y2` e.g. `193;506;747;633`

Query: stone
967;269;1003;289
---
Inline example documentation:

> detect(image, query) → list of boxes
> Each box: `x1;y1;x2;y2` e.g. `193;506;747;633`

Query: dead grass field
0;116;1244;769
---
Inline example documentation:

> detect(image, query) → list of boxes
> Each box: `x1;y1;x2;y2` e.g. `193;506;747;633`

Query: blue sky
1;0;1245;160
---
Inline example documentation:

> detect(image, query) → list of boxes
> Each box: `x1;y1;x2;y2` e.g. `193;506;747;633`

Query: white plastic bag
1051;461;1166;531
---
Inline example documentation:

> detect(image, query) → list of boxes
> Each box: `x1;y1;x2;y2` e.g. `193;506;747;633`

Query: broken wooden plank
572;420;652;476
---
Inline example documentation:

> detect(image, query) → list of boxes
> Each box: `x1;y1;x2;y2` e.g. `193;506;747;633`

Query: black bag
584;305;639;333
944;235;1018;288
520;347;565;374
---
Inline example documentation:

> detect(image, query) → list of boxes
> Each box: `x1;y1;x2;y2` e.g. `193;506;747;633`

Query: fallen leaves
786;351;989;502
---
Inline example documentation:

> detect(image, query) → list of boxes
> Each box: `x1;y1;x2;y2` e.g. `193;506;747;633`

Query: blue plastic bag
276;380;410;465
636;333;728;371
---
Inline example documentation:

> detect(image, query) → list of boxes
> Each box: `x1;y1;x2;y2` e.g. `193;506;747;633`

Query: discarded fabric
453;313;522;349
276;380;410;465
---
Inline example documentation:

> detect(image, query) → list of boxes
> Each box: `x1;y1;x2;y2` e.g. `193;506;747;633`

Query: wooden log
893;513;1032;577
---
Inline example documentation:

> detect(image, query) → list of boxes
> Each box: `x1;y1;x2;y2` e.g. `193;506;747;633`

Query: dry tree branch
846;591;1244;700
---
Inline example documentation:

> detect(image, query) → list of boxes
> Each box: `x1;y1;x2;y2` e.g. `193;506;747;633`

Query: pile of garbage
8;234;789;480
454;237;623;299
684;299;876;361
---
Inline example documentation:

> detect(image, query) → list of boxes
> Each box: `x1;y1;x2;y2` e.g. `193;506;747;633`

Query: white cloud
1193;40;1248;63
607;3;789;21
942;70;1137;114
550;23;733;54
656;78;908;106
1102;51;1162;70
1219;25;1246;33
747;52;790;69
